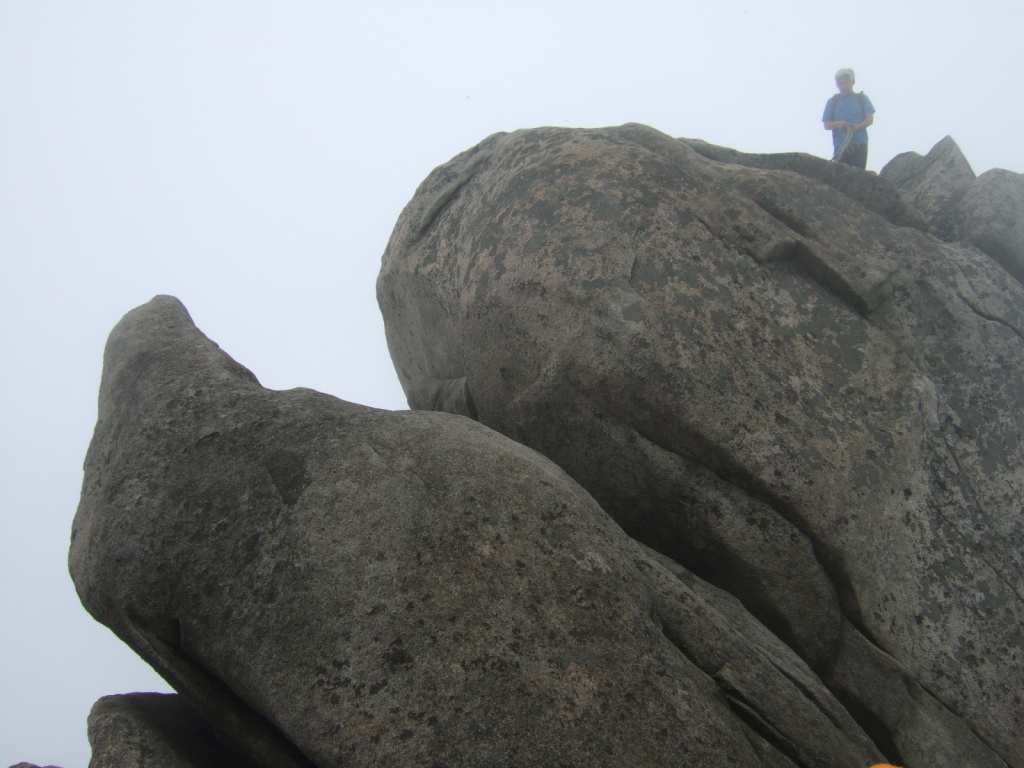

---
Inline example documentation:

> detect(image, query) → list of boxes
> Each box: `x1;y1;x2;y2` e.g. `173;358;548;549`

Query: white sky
2;2;1021;765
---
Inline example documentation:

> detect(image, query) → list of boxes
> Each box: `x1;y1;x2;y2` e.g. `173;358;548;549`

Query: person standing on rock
823;68;875;169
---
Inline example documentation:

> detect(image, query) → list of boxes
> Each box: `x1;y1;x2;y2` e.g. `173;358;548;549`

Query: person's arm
852;113;874;133
822;97;844;131
825;113;872;132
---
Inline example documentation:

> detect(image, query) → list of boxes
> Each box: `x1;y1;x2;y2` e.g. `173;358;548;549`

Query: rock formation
87;693;256;767
378;124;1024;767
882;135;1024;285
70;296;884;767
55;125;1023;768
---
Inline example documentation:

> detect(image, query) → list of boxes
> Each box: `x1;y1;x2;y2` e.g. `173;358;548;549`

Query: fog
2;1;1020;764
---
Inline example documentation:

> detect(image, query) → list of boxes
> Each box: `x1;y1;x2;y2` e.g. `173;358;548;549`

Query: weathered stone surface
955;168;1024;284
880;135;976;235
682;137;929;231
87;693;255;768
821;622;1010;768
882;136;1024;285
378;123;1024;767
71;296;883;768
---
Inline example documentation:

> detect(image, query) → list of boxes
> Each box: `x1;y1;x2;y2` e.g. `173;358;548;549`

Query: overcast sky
2;2;1021;765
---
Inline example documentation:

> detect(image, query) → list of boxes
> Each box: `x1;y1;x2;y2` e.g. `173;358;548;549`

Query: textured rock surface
882;136;1024;284
682;137;929;231
378;123;1024;767
955;168;1024;284
71;296;883;768
880;135;977;235
87;693;255;768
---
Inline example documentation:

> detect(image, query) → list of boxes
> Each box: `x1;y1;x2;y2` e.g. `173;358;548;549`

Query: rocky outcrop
880;135;977;233
681;137;928;231
71;296;885;768
378;124;1024;767
87;694;255;767
882;136;1024;284
63;126;1023;768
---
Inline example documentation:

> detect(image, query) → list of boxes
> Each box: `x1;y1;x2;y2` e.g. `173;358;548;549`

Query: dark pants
837;143;868;170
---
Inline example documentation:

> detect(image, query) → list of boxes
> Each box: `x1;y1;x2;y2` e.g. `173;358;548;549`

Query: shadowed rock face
87;693;257;768
378;124;1024;768
71;296;883;768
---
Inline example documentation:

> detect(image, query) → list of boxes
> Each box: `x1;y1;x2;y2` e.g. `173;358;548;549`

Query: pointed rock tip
928;135;974;169
99;295;260;414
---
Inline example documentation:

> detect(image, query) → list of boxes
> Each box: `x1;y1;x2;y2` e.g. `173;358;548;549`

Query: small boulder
955;167;1024;284
880;135;976;235
87;693;255;768
882;135;1024;285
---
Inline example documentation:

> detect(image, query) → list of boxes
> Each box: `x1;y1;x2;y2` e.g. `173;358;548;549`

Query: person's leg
838;143;868;169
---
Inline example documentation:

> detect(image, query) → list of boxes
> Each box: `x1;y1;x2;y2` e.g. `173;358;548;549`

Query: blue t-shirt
822;92;875;146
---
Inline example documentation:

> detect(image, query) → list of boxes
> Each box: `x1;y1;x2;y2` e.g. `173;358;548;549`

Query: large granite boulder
71;296;884;768
882;136;1024;284
378;124;1024;767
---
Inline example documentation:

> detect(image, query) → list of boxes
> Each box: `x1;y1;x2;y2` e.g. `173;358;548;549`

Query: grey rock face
378;124;1024;767
955;168;1024;284
682;137;929;230
882;135;1024;284
880;135;977;235
71;296;882;768
87;694;255;768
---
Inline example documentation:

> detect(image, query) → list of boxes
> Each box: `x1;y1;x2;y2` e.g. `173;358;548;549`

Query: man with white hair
822;68;875;169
